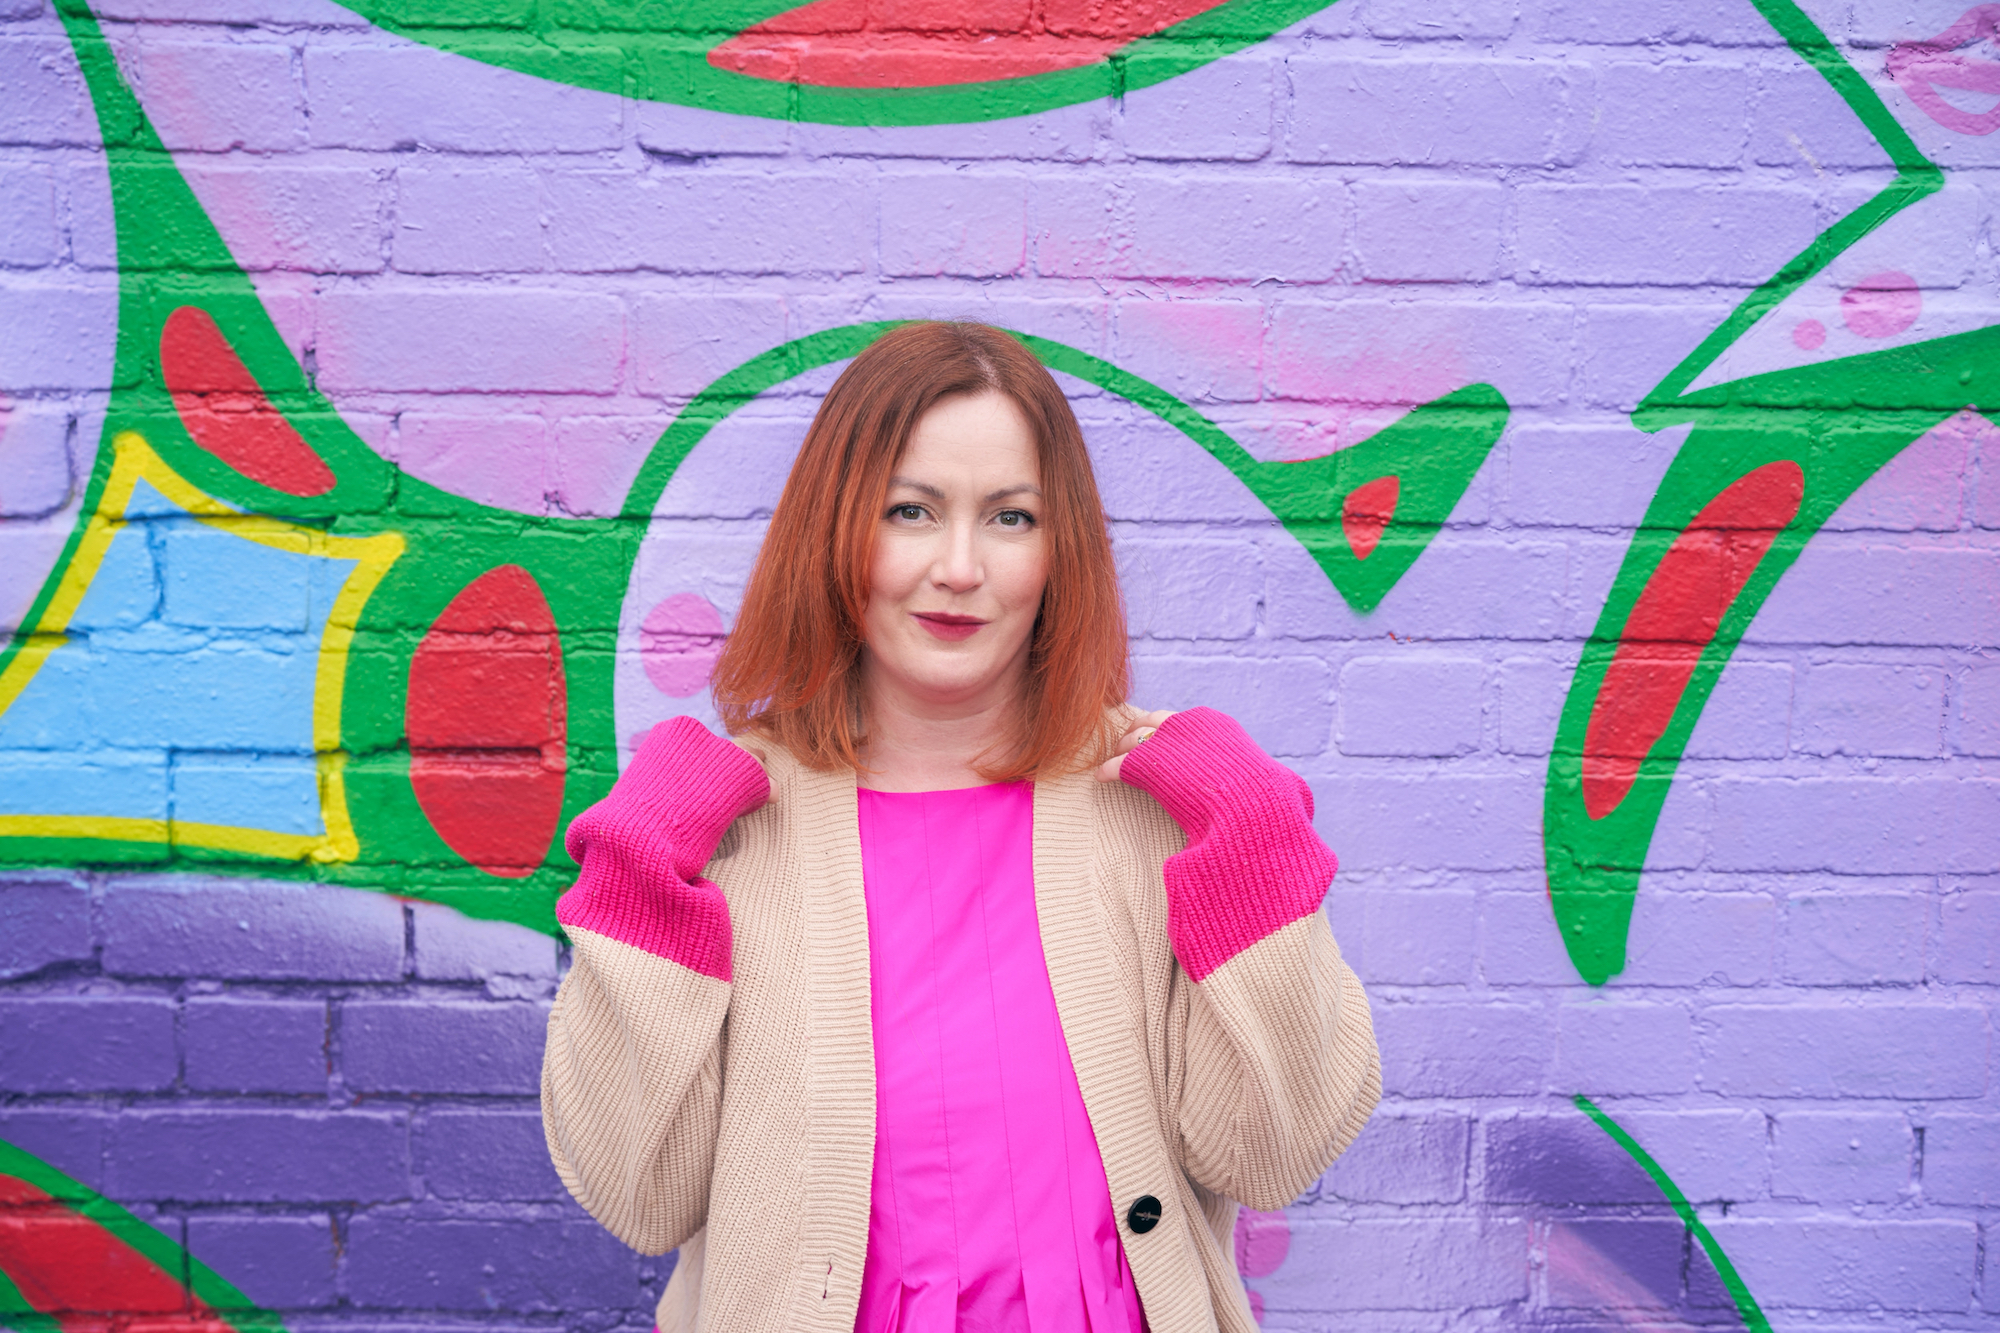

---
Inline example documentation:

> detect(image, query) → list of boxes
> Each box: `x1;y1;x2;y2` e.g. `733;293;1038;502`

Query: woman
542;322;1380;1333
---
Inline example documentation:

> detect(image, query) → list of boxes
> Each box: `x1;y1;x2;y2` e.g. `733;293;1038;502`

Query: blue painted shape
0;480;354;838
172;752;324;835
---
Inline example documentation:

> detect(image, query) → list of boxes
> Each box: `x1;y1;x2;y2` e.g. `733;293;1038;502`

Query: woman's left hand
1095;709;1176;783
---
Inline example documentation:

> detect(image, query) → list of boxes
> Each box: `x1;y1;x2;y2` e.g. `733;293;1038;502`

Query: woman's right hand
1095;708;1176;783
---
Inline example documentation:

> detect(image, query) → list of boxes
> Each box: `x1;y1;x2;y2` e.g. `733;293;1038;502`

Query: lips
914;612;987;641
1887;5;2000;135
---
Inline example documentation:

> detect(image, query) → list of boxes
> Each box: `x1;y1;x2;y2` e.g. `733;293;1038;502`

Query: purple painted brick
1317;775;1542;874
1376;1002;1549;1097
1317;1113;1468;1204
1121;53;1271;162
0;165;56;266
1530;0;1782;44
1701;1219;1976;1312
141;42;302;153
1546;1219;1683;1309
340;1000;546;1095
1755;543;2000;647
1360;0;1513;39
1338;657;1484;757
1330;888;1476;987
1266;298;1573;411
0;995;175;1093
1591;63;1750;168
634;98;788;157
879;173;1026;278
1516;184;1816;287
1126;653;1331;758
1780;891;1927;986
185;997;327;1094
1118;538;1260;641
102;878;405;981
544;171;872;275
1123;175;1340;281
416;1110;565;1201
1613;1109;1769;1203
1922;1114;1999;1206
0;874;91;977
630;292;790;401
305;44;620;153
0;38;100;147
186;1215;337;1309
315;289;623;394
1701;1004;1987;1099
108;1110;410;1203
0;402;75;518
0;283;120;390
1270;1218;1527;1310
1556;999;1696;1095
1031;176;1119;278
1112;297;1264;403
1479;888;1581;986
1798;664;1945;758
1683;659;1794;759
1484;1113;1656;1205
1710;775;2000;875
1286;58;1580;167
1353;180;1503;283
1937;889;2000;982
1773;1112;1911;1204
1343;542;1570;642
410;902;558;984
1954;665;2000;756
0;1108;107;1192
1495;656;1573;759
1620;890;1775;986
344;1217;642;1312
1577;304;1739;412
393;165;544;273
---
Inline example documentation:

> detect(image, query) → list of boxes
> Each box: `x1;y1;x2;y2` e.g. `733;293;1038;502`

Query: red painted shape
710;0;1228;88
161;306;336;498
0;1176;231;1331
1581;461;1805;820
407;565;568;877
1340;474;1400;561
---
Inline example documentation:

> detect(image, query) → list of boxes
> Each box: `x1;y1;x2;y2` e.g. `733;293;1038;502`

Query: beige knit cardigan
542;740;1381;1333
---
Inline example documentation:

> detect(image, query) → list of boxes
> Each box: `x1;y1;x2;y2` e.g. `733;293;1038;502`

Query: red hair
710;322;1129;780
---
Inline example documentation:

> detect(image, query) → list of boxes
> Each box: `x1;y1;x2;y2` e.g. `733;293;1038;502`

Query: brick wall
1;0;1996;1327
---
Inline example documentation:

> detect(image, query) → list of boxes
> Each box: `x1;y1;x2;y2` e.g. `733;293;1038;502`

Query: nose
931;519;981;593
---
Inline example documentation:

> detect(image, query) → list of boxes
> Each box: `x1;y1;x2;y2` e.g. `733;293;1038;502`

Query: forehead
895;392;1040;480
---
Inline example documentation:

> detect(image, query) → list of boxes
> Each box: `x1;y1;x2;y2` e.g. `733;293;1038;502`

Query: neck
857;663;1028;793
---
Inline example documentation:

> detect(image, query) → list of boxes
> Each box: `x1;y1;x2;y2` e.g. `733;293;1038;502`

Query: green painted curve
332;0;1340;126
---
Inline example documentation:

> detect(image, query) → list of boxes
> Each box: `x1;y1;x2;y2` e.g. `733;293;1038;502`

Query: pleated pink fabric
853;782;1148;1333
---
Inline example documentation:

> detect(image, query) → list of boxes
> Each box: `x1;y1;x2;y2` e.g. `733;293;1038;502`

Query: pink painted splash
1840;272;1922;339
641;592;728;698
1888;5;2000;135
1791;318;1827;350
1261;322;1467;461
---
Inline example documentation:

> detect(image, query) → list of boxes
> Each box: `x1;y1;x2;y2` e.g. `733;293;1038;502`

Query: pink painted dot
1791;318;1826;351
640;592;726;698
1840;271;1922;339
1234;1207;1290;1279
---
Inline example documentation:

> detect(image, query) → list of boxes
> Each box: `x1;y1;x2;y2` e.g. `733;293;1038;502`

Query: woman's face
861;390;1049;715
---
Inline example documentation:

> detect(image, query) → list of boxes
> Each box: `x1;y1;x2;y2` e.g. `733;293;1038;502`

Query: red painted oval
1341;474;1400;562
710;0;1230;88
1581;460;1805;821
407;565;568;877
161;305;336;498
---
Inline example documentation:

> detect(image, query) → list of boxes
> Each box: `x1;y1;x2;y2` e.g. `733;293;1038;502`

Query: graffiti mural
0;0;1995;1326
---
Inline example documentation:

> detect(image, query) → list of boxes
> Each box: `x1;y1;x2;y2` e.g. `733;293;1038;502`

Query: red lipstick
913;612;985;642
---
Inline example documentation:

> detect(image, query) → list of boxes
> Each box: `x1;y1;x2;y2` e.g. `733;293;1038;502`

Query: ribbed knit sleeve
1117;706;1336;983
1117;708;1380;1213
558;716;770;981
543;717;767;1258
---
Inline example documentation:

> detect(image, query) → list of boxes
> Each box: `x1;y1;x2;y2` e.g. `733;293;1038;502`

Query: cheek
998;542;1051;615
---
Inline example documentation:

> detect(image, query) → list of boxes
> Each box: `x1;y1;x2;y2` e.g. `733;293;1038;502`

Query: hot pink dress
853;782;1148;1333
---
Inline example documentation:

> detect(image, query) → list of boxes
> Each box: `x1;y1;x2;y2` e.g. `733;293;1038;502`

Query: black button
1125;1194;1162;1234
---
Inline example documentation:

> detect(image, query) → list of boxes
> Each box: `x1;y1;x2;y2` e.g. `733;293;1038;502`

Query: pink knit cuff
1118;707;1337;983
557;716;770;982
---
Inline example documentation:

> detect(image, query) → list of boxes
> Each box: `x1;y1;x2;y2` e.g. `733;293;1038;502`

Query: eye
889;503;927;522
996;509;1035;528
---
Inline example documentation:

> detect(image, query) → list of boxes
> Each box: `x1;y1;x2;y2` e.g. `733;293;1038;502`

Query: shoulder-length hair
710;322;1129;780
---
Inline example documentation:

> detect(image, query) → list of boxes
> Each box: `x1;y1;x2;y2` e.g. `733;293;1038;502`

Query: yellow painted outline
0;432;403;862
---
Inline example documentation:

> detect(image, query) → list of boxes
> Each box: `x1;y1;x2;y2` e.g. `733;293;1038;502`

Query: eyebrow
887;476;1044;504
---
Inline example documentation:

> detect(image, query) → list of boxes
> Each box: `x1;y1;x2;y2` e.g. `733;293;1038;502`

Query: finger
1095;751;1127;783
